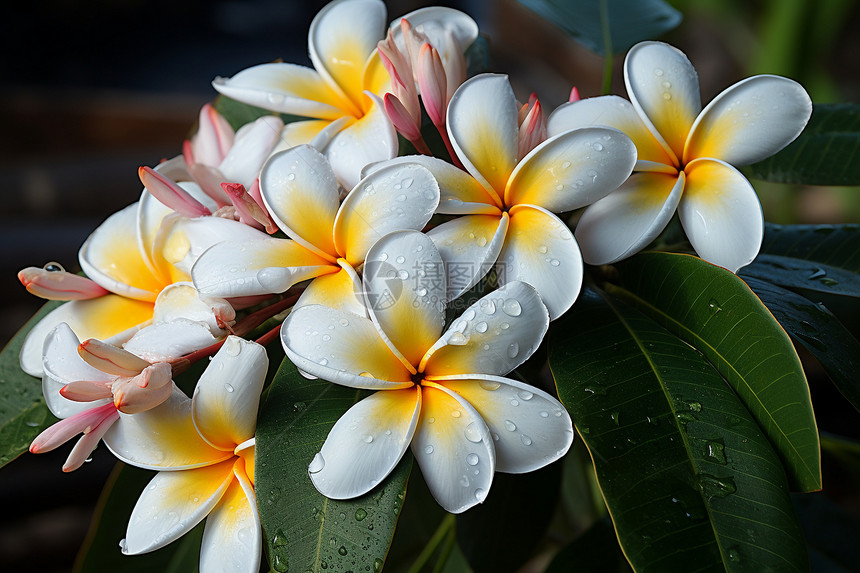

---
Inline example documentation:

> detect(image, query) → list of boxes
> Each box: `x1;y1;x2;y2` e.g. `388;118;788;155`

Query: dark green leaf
545;518;631;573
744;277;860;411
608;252;821;491
514;0;682;56
75;463;204;573
550;287;808;572
456;462;562;573
255;358;411;573
0;302;61;468
741;255;860;298
746;104;860;185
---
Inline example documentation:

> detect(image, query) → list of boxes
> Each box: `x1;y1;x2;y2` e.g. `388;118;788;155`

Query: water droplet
272;553;289;572
467;453;480;466
654;68;664;76
662;81;672;89
43;261;65;272
451;409;461;418
688;401;702;412
223;336;242;356
474;321;488;333
338;546;348;556
359;371;373;378
502;299;522;316
727;548;741;563
480;299;496;315
363;435;374;443
479;380;501;391
396;193;407;202
555;184;564;191
355;508;367;521
504;420;517;431
510;399;519;407
398;269;409;280
663;93;672;100
308;452;325;473
538;245;548;254
396;255;406;264
460;475;470;487
561;160;571;169
464;422;483;442
521;434;533;446
448;332;469;346
507;342;520;358
540;411;549;418
518;390;534;401
374;558;384;572
708;299;722;313
697;473;737;498
706;439;727;464
293;401;307;412
476;236;488;247
287;172;296;181
224;383;234;393
318;358;328;366
416;287;428;296
339;318;350;327
592;142;604;152
463;309;476;321
549;259;560;267
610;411;620;425
475;488;487;501
424;445;434;454
428;417;435;424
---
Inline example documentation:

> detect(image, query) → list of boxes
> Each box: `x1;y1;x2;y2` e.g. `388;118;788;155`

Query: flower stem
406;513;456;573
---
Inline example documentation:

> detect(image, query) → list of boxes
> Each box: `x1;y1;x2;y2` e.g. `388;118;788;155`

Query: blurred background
1;0;858;570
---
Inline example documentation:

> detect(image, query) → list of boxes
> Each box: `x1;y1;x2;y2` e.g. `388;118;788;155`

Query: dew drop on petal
466;453;480;466
309;452;326;473
502;299;522;317
424;445;434;454
451;409;461;418
475;321;488;333
521;434;533;446
448;332;469;346
464;422;483;443
475;488;487;501
504;420;517;432
479;380;501;391
507;342;520;358
518;390;534;401
363;435;373;443
224;383;235;393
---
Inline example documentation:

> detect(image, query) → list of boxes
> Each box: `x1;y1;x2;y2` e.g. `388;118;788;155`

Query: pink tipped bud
417;43;447;129
192;103;235;167
78;338;151;377
30;402;117;455
518;97;547;160
111;362;173;414
441;29;467;101
60;380;113;402
18;267;109;300
139;166;212;218
384;93;422;142
222;182;278;234
569;86;581;102
62;407;119;472
378;28;421;124
400;18;430;69
182;139;195;169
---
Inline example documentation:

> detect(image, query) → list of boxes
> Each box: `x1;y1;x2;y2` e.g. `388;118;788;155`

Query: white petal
260;145;340;259
495;205;582;320
104;386;233;470
79;203;162;301
412;383;495;513
427;213;509;300
122;319;220;363
362;155;500;214
273;119;334;151
218;115;285;188
20;297;154;377
212;63;348;119
421;281;549;377
281;304;413;390
199;469;261;573
679;158;764;272
191;236;335;297
40;323;113;418
363;230;446;367
684;75;812;166
624;41;701;159
446;74;518;203
333;161;438;266
432;375;573;473
575;171;684;265
309;388;420;499
505;127;637;213
192;337;267;450
547;96;676;165
151;282;224;333
123;459;235;554
324;93;398;190
293;263;367;316
393;6;479;58
309;0;387;114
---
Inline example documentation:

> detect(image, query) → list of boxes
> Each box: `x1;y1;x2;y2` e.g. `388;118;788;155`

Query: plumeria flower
105;336;267;573
29;323;175;471
367;73;636;319
18;166;258;376
191;144;439;315
547;40;812;272
281;230;573;513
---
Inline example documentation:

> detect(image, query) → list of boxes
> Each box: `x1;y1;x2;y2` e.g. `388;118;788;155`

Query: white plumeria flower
281;230;573;513
368;74;636;319
191;145;439;315
30;323;175;471
19;164;257;376
109;336;267;573
547;40;812;272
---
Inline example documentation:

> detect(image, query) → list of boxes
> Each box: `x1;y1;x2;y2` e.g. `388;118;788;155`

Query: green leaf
545;518;631;573
744;277;860;412
456;463;562;573
0;302;61;469
514;0;682;56
608;252;821;491
746;104;860;185
550;287;809;572
740;224;860;298
255;358;412;573
75;463;204;573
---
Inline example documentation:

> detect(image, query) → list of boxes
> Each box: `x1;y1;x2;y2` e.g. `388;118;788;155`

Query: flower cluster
15;0;812;571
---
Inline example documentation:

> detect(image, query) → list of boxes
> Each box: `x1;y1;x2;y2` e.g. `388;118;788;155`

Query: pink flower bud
18;267;109;300
111;362;173;414
139;166;212;218
222;182;278;234
78;338;151;377
417;43;448;130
